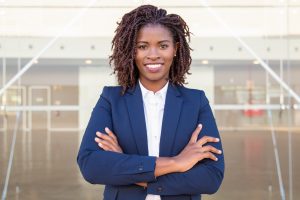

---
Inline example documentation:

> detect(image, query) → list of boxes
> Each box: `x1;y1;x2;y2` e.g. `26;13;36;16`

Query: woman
77;5;224;200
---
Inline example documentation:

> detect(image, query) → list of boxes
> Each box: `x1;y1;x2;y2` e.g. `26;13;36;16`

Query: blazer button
138;166;143;171
157;187;163;192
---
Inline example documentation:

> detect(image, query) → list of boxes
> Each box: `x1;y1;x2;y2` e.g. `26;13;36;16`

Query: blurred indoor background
0;0;299;199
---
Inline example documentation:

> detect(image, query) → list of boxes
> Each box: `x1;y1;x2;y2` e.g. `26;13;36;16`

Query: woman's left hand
95;127;123;153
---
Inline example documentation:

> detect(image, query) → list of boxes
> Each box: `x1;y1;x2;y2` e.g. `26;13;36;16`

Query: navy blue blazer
77;83;224;200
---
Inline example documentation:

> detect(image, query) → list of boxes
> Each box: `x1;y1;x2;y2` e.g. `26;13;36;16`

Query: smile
144;63;163;73
145;63;163;69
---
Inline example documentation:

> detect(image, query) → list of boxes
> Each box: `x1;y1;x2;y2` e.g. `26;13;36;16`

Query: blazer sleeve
77;86;157;185
147;92;225;195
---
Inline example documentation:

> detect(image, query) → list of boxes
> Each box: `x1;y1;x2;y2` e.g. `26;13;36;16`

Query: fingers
135;182;147;188
95;128;123;153
200;145;222;155
105;127;118;143
95;137;118;152
200;152;218;161
188;124;219;146
96;129;117;146
197;135;219;146
189;124;202;144
95;136;108;150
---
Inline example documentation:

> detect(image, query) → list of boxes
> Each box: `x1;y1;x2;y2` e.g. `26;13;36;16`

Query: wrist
155;157;178;177
171;156;183;173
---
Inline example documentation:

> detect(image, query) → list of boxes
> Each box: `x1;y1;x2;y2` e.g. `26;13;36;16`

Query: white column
79;66;117;131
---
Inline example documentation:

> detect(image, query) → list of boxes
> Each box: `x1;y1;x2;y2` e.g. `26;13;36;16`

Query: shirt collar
139;80;168;103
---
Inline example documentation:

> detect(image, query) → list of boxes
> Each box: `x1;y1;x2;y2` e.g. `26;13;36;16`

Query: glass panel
0;1;299;200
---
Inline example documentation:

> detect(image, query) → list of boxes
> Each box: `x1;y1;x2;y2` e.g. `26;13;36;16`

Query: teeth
146;64;162;69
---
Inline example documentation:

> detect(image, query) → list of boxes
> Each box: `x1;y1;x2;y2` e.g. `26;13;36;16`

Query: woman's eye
160;44;168;49
137;45;147;50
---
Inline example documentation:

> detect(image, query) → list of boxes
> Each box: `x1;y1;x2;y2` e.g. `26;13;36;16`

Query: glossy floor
1;129;299;200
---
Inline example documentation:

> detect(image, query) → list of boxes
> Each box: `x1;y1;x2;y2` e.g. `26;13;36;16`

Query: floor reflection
0;130;299;200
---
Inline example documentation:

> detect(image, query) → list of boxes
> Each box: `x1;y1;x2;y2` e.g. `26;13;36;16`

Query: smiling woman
77;4;224;200
135;24;178;92
109;5;192;94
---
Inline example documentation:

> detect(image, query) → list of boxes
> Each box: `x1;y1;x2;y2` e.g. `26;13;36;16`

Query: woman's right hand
95;127;123;153
173;124;222;173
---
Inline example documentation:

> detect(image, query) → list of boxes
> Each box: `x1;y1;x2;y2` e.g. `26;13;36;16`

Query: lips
145;63;163;73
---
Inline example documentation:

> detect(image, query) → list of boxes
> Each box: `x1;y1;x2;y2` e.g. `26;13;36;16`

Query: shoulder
100;86;123;99
175;85;209;106
177;85;204;95
176;85;206;98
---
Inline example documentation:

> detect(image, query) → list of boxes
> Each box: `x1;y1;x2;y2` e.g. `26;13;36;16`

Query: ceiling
2;0;300;7
0;0;300;37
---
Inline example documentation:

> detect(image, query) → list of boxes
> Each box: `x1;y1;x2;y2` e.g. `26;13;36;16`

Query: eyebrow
136;40;172;43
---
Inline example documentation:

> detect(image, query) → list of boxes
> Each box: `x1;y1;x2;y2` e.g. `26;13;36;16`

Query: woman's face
135;24;177;91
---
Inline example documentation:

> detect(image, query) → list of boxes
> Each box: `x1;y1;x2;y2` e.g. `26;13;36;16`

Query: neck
139;79;168;93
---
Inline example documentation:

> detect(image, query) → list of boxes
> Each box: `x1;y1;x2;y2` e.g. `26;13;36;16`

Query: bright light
201;60;209;65
253;60;260;65
85;59;92;64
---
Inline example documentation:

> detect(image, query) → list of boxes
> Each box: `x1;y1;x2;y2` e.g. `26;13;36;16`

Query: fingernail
97;132;101;136
218;150;222;154
215;157;218;161
98;143;103;147
105;127;109;132
198;124;202;128
216;138;220;142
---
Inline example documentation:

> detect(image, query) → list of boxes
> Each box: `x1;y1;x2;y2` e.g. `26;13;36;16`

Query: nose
146;47;160;60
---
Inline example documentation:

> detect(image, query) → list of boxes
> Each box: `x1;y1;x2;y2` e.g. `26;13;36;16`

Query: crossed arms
77;87;224;196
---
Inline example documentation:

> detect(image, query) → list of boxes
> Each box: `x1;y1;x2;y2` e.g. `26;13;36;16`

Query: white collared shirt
139;80;168;200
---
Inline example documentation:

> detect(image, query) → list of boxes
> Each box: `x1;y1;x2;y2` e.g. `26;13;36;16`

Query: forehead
136;24;173;41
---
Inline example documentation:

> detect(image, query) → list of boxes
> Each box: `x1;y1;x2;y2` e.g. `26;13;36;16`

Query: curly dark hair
109;4;192;93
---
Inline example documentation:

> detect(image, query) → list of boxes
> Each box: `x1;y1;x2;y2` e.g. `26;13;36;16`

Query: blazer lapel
124;84;148;156
160;84;183;157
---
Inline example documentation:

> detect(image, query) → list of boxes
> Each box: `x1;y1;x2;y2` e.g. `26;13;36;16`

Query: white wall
186;65;214;104
79;66;117;130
